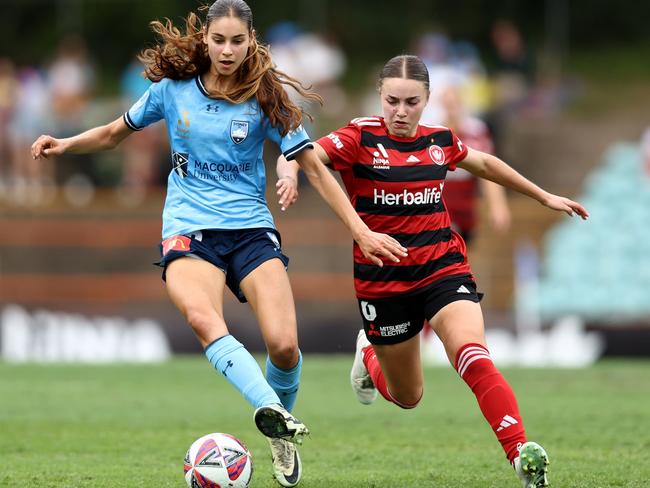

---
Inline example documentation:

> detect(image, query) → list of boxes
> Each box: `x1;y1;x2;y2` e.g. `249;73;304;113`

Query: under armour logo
206;104;219;113
222;360;234;377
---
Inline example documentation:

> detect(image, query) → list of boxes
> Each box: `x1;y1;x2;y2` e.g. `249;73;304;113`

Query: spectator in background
487;19;535;155
117;56;168;204
8;66;54;205
267;21;347;119
267;21;348;186
414;31;459;123
0;58;17;196
432;83;511;245
414;32;491;124
489;19;534;111
48;35;96;136
47;35;97;200
451;40;492;118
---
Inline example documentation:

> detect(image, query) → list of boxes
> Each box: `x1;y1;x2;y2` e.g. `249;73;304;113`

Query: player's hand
355;228;408;267
276;176;298;211
31;135;66;159
543;194;589;220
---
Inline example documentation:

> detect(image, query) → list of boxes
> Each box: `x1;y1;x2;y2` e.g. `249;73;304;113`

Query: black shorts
156;228;289;303
357;274;482;345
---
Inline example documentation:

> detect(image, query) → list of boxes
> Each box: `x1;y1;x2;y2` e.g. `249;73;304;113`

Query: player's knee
391;388;423;410
267;340;299;369
185;307;208;330
185;307;220;338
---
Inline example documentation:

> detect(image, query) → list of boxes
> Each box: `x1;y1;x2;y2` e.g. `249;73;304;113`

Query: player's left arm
458;147;589;219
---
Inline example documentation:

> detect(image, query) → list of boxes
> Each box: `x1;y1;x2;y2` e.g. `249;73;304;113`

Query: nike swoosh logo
283;451;300;484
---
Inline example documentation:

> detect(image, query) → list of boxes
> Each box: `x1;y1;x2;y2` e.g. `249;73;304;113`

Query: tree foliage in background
2;0;649;93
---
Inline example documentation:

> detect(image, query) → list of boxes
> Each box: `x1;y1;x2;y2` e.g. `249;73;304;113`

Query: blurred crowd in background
0;18;563;208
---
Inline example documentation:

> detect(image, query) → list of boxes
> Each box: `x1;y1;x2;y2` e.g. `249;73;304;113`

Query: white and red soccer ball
184;433;253;488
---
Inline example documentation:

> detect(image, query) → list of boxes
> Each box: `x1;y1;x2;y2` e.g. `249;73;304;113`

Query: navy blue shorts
358;274;482;345
156;228;289;303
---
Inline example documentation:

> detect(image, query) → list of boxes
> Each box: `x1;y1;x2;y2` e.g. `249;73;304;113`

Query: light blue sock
204;335;281;409
265;351;302;413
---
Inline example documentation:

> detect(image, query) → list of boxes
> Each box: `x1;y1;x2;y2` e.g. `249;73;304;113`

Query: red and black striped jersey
318;116;473;299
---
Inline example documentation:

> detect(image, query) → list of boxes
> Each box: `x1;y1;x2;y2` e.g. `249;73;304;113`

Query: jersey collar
195;75;211;98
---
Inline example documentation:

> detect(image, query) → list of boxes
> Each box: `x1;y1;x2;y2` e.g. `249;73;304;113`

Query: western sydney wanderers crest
428;144;446;165
230;120;249;144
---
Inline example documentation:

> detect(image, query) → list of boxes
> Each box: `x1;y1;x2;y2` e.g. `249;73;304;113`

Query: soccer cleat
350;329;378;405
514;441;550;487
268;437;302;487
254;403;309;445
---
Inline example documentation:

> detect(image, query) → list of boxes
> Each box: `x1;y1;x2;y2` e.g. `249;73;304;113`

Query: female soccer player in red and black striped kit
280;54;588;487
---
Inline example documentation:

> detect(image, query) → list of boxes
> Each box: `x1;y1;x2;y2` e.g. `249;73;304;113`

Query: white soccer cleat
514;441;550;487
254;403;310;445
350;329;378;405
268;437;302;487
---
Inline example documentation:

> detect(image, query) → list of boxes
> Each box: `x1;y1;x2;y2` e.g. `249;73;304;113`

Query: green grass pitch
1;357;649;487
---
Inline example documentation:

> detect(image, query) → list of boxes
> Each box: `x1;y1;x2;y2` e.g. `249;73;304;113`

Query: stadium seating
538;142;650;320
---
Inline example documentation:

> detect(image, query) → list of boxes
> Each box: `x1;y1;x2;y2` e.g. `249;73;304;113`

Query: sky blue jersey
123;76;313;238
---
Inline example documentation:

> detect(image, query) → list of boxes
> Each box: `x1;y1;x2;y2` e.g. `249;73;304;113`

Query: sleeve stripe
283;140;313;160
123;112;143;131
421;123;448;129
352;116;381;125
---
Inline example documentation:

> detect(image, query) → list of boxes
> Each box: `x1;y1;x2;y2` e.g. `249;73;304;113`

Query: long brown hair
138;0;322;135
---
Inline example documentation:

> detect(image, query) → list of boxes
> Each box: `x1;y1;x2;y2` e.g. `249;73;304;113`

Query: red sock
455;343;527;463
362;345;394;403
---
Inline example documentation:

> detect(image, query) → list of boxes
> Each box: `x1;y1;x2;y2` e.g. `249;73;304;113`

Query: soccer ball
184;433;253;488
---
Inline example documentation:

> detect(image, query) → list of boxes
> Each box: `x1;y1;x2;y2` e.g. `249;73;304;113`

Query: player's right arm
31;116;133;160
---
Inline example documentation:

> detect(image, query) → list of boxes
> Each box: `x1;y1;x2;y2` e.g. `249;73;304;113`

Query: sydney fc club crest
172;151;189;178
230;120;249;144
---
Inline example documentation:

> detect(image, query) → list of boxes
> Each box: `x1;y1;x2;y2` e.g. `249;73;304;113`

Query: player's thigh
428;300;486;365
165;256;228;344
239;258;298;362
373;334;423;398
357;294;424;397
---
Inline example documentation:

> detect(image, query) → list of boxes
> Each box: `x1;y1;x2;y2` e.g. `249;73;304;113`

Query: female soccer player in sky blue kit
280;55;588;487
30;1;407;486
